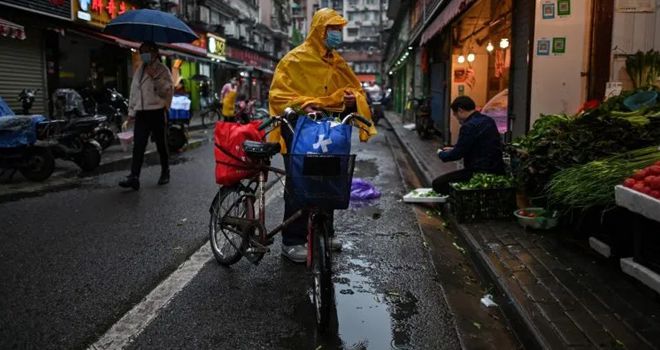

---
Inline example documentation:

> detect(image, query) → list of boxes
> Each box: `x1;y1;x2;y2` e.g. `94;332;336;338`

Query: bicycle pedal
246;246;270;254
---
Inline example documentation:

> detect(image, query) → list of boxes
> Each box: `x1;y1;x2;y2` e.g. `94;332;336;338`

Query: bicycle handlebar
258;108;372;132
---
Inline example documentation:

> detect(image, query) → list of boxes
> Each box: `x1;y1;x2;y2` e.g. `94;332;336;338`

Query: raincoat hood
268;8;376;153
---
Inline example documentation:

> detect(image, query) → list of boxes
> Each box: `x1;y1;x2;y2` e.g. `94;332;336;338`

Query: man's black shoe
158;172;170;185
119;176;140;190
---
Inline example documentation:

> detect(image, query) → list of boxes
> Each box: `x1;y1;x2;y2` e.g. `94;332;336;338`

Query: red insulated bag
214;121;265;185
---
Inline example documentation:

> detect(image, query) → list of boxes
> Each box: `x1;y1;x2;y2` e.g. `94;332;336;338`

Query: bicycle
208;108;372;329
200;97;221;128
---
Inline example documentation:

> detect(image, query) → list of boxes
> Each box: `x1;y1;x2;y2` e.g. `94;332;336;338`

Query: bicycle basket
286;154;356;210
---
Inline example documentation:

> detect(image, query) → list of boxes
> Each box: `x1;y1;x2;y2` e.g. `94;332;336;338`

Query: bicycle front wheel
209;186;253;266
310;216;333;330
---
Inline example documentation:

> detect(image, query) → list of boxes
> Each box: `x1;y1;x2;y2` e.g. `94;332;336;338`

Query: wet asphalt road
1;127;461;349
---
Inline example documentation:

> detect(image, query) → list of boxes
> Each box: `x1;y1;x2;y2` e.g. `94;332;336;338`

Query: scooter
48;89;105;171
18;88;39;115
0;111;56;182
76;87;122;150
45;116;105;171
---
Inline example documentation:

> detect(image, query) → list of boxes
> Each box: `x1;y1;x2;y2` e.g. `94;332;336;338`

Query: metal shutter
0;27;46;115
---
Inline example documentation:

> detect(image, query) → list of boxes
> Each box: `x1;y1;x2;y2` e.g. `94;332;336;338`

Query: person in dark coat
432;96;505;194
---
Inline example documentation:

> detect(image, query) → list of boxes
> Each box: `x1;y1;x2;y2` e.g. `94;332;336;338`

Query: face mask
140;53;152;64
325;30;342;49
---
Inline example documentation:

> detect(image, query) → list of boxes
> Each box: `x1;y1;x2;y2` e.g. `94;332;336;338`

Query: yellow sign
207;33;226;59
73;0;137;28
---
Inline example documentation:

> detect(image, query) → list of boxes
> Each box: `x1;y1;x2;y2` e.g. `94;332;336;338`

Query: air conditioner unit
198;6;210;24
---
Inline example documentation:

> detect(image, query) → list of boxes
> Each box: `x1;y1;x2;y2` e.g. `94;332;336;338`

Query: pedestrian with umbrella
104;9;198;190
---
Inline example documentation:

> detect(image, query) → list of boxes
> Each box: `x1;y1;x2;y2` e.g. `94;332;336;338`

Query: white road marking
88;182;284;350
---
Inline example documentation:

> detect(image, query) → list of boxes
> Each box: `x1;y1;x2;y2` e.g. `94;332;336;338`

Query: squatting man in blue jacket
432;96;505;194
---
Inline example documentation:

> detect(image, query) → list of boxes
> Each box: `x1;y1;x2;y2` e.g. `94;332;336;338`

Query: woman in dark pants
119;42;173;190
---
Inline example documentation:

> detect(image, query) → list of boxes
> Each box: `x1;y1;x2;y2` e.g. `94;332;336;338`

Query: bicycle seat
243;140;281;159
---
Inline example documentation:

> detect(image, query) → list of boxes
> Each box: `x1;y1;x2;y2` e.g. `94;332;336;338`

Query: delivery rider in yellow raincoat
268;8;377;263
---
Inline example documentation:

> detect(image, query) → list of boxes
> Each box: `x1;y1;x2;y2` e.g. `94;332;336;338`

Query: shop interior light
457;55;466;64
499;38;510;49
388;71;393;75
467;53;476;62
486;42;494;52
408;46;413;50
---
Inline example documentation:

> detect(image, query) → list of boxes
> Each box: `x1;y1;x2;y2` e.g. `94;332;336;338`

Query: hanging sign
73;0;137;27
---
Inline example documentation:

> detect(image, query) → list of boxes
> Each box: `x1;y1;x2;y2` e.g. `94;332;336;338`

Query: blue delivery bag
287;116;355;209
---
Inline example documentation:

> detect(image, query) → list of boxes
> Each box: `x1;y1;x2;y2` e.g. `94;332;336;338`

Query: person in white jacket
119;41;173;190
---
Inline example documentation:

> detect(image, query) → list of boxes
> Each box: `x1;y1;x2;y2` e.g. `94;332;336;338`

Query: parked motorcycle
18;88;40;115
0;112;55;182
74;87;123;150
49;89;105;171
44;116;104;171
52;88;116;151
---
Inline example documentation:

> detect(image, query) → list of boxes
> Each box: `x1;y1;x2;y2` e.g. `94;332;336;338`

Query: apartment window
348;28;358;37
349;0;358;5
211;11;220;25
348;13;354;20
367;0;376;4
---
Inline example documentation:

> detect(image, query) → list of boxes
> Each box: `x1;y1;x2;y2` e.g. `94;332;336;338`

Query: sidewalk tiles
384;111;660;350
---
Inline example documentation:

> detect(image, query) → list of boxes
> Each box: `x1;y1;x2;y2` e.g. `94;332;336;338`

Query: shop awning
0;17;26;40
420;0;477;46
71;29;141;49
254;66;274;76
70;29;211;63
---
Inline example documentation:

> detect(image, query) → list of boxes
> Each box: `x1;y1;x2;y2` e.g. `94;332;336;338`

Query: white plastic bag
117;120;134;152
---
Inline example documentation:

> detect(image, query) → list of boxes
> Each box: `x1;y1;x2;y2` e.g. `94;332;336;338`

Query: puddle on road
332;258;418;349
278;257;418;349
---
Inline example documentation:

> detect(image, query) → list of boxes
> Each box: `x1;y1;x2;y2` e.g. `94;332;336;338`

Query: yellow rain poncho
268;8;377;153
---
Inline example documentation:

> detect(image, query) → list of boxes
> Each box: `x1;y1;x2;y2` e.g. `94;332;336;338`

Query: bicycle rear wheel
209;186;254;266
310;215;333;330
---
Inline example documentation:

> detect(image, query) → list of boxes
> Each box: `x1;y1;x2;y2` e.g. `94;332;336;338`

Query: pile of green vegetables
626;50;660;89
546;146;660;209
510;88;660;197
451;173;514;190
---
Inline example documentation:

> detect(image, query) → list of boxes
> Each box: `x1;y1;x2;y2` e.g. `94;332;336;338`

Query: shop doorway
430;62;447;138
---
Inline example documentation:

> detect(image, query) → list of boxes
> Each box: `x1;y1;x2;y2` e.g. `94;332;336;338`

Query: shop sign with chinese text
226;46;274;70
0;0;72;20
207;33;226;60
73;0;137;27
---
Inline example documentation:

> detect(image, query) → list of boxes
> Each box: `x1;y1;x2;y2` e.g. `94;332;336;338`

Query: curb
0;137;209;203
383;112;545;349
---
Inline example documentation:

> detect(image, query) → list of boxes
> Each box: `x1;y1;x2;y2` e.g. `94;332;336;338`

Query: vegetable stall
509;81;660;252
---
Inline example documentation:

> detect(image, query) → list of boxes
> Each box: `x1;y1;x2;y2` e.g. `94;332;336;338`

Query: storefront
53;0;140;105
167;38;211;113
0;0;73;114
226;45;276;105
447;0;512;142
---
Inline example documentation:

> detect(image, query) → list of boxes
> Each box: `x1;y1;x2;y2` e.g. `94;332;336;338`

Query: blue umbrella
104;9;198;43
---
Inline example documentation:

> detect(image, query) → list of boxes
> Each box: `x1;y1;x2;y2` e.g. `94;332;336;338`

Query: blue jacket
438;112;505;174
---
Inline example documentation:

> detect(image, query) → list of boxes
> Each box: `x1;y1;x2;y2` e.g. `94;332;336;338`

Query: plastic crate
449;186;516;222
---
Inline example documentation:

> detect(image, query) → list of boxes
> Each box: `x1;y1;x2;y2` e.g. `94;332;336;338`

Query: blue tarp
0;115;48;148
0;96;15;116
